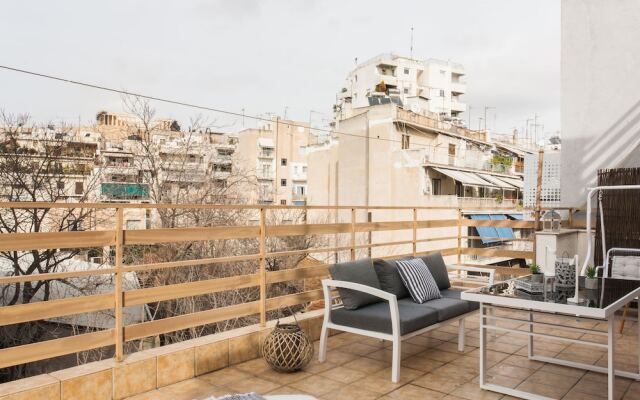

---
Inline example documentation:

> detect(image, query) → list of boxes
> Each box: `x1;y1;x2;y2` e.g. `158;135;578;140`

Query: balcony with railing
395;108;487;143
1;202;617;400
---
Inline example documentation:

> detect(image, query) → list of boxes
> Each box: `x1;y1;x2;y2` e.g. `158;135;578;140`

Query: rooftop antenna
410;26;414;59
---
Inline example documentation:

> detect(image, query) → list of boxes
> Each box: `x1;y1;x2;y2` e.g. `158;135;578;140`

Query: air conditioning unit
89;257;103;264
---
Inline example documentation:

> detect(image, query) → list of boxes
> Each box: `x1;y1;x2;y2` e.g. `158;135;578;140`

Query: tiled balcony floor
127;313;640;400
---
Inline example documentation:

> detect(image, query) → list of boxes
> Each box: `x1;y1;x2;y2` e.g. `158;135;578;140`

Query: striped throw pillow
395;258;442;303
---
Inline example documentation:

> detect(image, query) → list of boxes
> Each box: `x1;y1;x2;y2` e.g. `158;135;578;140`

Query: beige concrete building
307;103;525;262
236;118;311;205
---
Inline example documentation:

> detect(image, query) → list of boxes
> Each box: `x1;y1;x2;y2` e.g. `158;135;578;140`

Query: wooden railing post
350;208;356;261
412;208;417;257
259;208;267;326
114;207;124;362
457;208;462;265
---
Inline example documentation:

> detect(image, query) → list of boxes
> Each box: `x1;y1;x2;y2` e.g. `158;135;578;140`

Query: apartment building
307;102;525;263
236;118;310;205
333;53;467;126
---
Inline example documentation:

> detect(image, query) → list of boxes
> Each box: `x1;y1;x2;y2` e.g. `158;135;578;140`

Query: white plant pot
585;277;598;290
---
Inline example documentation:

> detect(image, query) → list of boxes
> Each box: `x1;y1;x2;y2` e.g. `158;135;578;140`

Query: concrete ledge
0;310;325;400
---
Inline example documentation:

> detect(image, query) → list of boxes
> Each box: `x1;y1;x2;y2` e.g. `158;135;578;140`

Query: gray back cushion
329;258;382;310
373;258;410;299
419;252;451;290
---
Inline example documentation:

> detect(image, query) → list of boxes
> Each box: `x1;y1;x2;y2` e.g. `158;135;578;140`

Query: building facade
333;53;467;126
236;118;310;205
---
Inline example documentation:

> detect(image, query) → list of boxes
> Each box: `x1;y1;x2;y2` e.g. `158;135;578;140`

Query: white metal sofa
318;254;494;383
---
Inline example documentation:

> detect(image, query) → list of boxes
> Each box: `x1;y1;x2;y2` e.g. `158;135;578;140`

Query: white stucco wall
561;0;640;207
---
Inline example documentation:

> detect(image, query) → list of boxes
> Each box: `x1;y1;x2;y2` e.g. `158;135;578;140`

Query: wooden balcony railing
0;202;546;371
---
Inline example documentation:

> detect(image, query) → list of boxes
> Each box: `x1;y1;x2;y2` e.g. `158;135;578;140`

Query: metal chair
603;247;640;333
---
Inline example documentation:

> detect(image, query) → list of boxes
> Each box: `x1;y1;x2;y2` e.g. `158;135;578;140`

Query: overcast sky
0;0;559;139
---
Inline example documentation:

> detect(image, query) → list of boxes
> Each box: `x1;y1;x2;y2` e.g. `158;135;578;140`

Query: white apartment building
236;118;310;205
334;53;467;126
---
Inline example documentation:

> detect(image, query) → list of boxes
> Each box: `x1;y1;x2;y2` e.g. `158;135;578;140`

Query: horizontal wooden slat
355;221;413;232
0;293;114;325
0;268;116;284
125;274;260;306
124;226;260;245
460;219;535;228
124;302;259;341
266;264;330;284
459;247;534;259
123;254;261;273
267;223;351;237
0;230;115;251
0;329;114;369
415;219;459;228
266;289;324;310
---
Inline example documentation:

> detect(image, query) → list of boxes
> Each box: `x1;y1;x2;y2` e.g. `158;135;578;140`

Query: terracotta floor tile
401;354;445;372
385;383;447;400
342;356;389;373
302;358;337;374
157;379;223;400
257;368;312;385
321;382;380;400
199;367;252;387
516;379;571;399
233;358;271;375
420;349;463;363
288;374;345;397
449;382;503;400
224;376;280;395
412;372;466;393
318;365;366;384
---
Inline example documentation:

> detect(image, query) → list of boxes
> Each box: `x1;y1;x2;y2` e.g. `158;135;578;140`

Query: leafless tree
0;111;105;381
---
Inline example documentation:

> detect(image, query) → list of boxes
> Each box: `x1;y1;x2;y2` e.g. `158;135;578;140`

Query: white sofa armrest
446;265;495;285
321;279;400;338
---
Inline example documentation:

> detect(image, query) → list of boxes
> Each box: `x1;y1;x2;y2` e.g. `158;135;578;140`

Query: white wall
561;0;640;207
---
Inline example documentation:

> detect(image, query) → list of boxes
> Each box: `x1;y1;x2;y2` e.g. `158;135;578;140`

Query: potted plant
530;263;543;283
585;265;598;289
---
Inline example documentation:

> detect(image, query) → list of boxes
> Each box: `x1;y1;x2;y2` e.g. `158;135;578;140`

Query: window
403;88;409;94
432;179;442;195
281;179;287;187
75;182;84;195
401;134;410;150
281;158;287;166
280;200;287;205
57;181;65;190
404;68;409;75
448;144;456;156
439;89;445;97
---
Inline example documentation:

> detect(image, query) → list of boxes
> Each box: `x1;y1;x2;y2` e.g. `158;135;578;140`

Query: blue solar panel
469;215;500;244
489;214;515;239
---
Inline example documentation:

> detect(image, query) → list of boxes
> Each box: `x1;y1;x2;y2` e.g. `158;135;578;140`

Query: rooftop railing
0;202;552;374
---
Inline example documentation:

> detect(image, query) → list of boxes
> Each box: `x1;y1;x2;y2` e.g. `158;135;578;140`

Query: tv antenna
410;26;414;59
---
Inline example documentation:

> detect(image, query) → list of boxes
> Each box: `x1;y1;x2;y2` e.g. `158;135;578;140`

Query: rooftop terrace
1;202;622;400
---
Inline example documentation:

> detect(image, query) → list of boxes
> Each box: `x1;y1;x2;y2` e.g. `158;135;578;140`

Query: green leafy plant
586;265;597;279
530;263;541;274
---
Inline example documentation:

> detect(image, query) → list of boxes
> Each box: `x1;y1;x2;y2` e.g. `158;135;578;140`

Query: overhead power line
0;64;493;157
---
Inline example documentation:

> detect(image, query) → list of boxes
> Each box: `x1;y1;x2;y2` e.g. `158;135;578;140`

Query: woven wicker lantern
262;320;314;372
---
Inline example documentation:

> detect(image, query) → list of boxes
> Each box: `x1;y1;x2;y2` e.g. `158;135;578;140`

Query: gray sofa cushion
330;301;439;335
420;252;451;290
373;258;410;299
399;297;469;322
329;258;382;310
440;289;479;312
